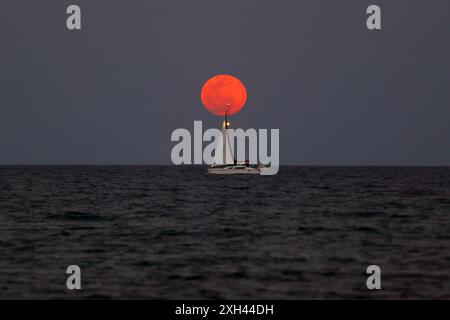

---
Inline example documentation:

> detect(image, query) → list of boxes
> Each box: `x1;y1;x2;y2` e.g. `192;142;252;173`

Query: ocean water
0;165;449;299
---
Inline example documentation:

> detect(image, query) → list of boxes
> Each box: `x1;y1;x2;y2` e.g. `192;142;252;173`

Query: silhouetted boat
208;105;264;175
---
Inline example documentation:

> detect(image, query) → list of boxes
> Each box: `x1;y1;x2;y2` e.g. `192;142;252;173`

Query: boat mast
223;104;230;164
225;104;230;129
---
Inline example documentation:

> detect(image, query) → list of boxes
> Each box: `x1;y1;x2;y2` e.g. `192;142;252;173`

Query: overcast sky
0;0;449;165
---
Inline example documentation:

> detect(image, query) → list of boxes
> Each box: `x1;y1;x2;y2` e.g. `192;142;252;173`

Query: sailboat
208;104;265;175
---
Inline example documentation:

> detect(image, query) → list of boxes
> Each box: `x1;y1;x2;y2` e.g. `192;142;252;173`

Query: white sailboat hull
208;164;262;175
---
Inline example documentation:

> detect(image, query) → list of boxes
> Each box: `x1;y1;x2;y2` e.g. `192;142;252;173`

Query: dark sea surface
0;166;449;299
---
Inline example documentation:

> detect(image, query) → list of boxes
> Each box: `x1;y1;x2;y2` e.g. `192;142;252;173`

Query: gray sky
0;0;449;165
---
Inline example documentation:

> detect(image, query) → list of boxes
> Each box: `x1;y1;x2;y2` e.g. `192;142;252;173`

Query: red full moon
200;74;247;116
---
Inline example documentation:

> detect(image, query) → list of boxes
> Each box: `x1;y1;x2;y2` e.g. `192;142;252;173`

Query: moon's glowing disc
200;74;247;116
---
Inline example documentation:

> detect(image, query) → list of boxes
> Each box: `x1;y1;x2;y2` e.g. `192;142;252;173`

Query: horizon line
0;164;448;167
